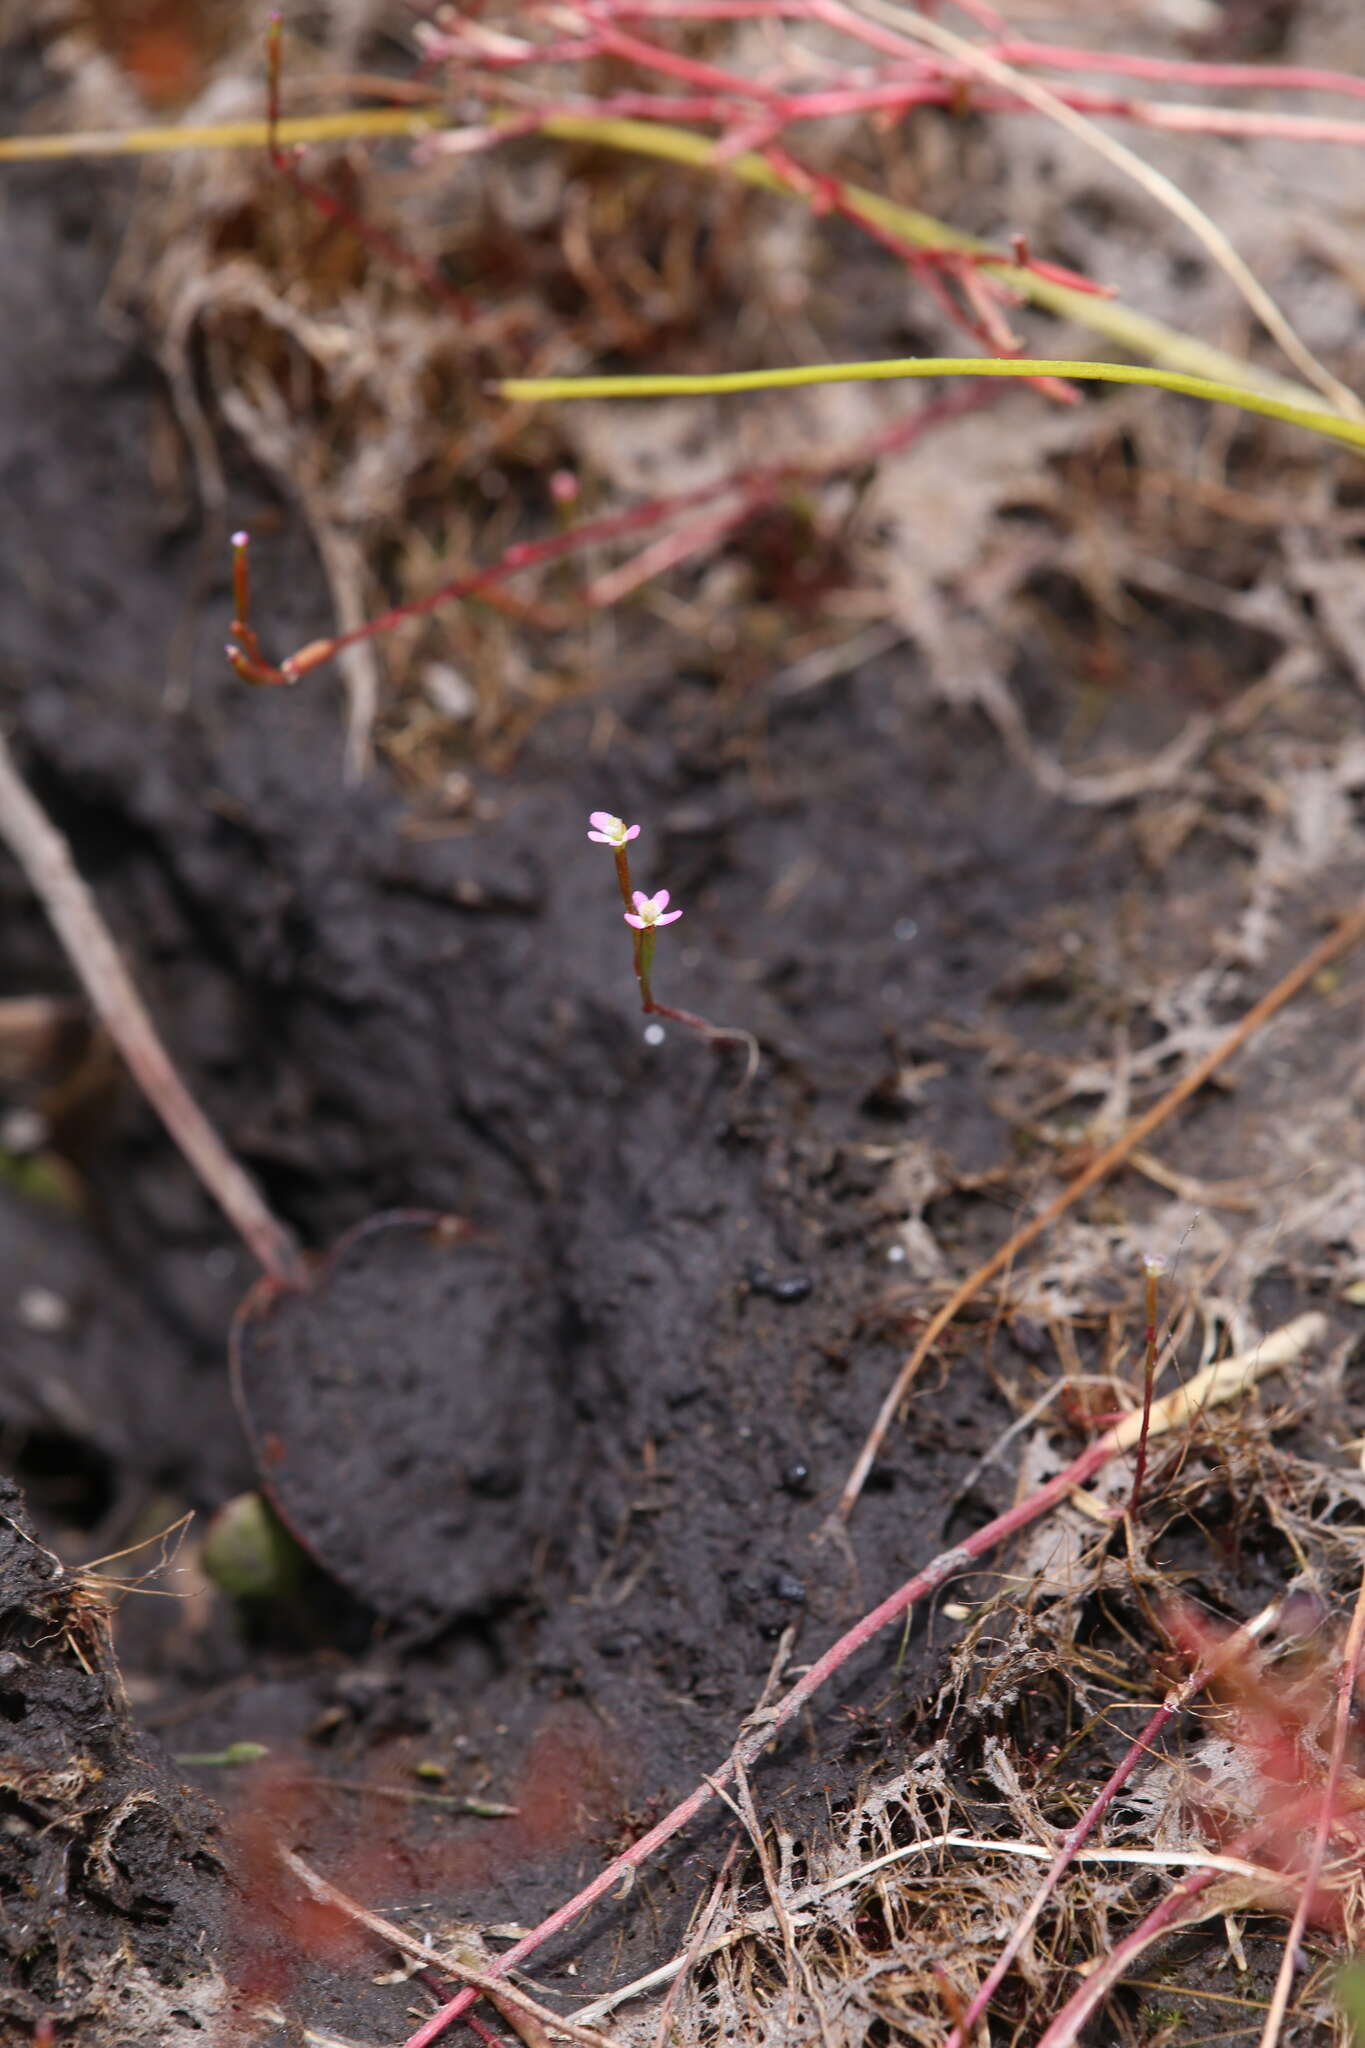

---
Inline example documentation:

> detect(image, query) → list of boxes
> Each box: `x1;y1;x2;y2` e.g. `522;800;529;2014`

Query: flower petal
624;913;646;929
652;889;670;911
657;908;683;925
589;811;616;831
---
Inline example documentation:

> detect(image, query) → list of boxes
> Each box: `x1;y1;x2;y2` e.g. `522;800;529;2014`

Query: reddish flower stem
944;1596;1282;2048
990;38;1365;103
463;2;1365;149
613;844;644;988
1033;1865;1224;2048
399;1425;1130;2048
609;842;753;1061
229;389;990;685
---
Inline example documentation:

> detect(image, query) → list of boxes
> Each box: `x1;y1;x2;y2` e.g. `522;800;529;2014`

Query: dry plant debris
5;1;1365;2043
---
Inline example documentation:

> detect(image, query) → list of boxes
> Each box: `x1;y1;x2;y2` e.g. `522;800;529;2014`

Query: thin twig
649;1836;740;2048
0;727;305;1288
834;902;1365;1523
278;1850;619;2048
398;1313;1319;2048
831;1832;1286;1888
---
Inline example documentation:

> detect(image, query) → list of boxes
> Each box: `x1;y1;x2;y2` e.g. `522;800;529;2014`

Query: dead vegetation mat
3;3;1365;2044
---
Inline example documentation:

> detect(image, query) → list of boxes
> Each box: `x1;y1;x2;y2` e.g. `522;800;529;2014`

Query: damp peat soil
1;109;1344;2045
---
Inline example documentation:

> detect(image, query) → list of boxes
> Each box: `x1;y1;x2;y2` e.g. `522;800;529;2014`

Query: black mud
2;32;1357;2048
0;126;1104;2033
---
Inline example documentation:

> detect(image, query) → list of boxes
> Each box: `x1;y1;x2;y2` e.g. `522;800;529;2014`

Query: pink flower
588;811;640;848
625;889;682;931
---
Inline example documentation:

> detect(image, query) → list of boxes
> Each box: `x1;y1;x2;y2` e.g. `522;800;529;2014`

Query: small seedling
175;1742;271;1768
587;811;756;1073
202;1490;305;1603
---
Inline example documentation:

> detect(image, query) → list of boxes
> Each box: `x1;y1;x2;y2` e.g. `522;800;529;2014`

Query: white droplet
17;1286;70;1333
0;1107;47;1155
893;917;919;943
886;1243;907;1264
643;1022;666;1045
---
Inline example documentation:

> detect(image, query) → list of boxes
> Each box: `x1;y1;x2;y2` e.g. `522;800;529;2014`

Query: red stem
1033;1866;1223;2048
235;390;991;685
614;844;644;990
400;1426;1121;2048
944;1596;1281;2047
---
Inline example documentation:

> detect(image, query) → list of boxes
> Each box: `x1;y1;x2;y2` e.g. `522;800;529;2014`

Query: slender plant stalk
1127;1255;1164;1517
608;832;758;1067
228;387;985;684
500;357;1365;455
529;112;1330;409
0;730;306;1288
0;107;1334;416
0;109;446;160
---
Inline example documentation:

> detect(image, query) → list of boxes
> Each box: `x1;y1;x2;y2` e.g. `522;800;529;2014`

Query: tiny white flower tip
231;530;250;549
588;811;640;847
626;889;683;929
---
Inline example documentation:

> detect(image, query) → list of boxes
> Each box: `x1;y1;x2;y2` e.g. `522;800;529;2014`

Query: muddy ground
4;11;1365;2048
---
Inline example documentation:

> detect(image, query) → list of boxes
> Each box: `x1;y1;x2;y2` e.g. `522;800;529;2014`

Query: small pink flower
588;811;640;847
625;889;682;931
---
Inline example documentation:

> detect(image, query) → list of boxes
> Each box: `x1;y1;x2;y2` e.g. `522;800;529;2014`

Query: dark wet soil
0;1477;226;2044
2;27;1361;2048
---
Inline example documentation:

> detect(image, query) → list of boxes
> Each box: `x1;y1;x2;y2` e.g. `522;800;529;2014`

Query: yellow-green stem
500;356;1365;456
533;112;1325;411
2;107;1338;417
638;928;657;1011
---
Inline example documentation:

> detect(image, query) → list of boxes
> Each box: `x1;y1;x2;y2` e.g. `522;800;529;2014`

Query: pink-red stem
945;1596;1281;2047
1033;1865;1223;2048
400;1426;1122;2047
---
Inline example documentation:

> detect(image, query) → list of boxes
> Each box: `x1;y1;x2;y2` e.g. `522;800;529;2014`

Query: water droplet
643;1022;666;1045
893;917;919;942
